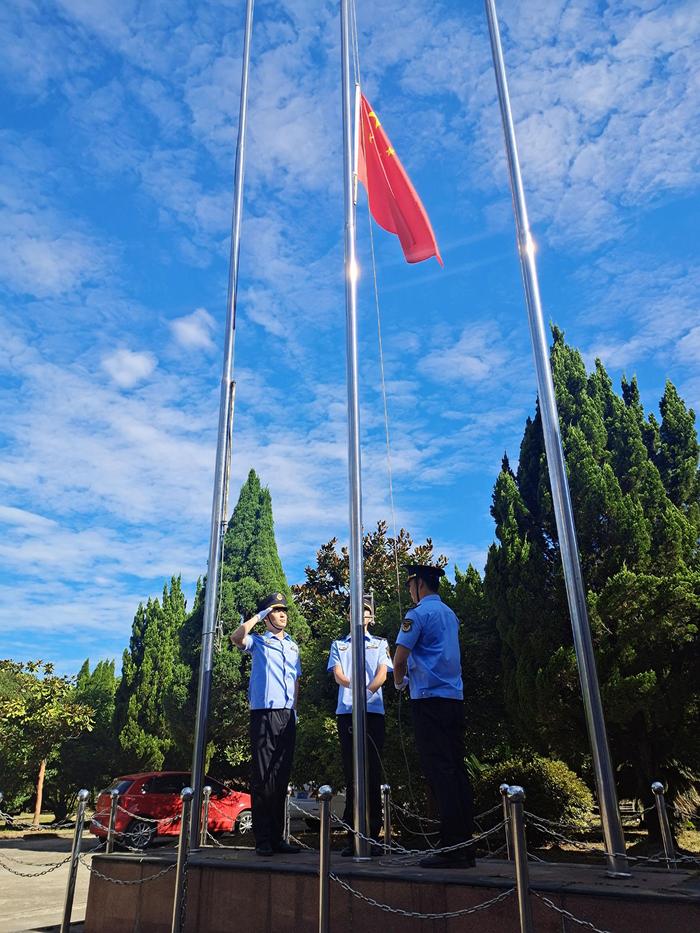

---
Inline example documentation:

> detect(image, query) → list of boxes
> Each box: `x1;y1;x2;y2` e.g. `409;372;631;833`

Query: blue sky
1;0;698;676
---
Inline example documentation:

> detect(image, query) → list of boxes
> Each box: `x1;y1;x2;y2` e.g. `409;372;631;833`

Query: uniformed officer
393;564;475;868
231;592;302;857
328;596;393;856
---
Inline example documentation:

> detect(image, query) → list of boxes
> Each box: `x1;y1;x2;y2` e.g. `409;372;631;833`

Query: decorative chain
390;801;440;825
0;851;76;868
88;816;160;852
0;810;74;832
289;833;314;850
205;830;228;848
206;800;227;817
79;854;178;885
525;813;700;867
534;892;614;933
481;840;508;859
179;858;189;931
331;810;506;858
0;853;73;877
116;804;178;825
330;874;514;919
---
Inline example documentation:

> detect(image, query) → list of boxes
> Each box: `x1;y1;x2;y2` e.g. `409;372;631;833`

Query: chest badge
339;644;349;651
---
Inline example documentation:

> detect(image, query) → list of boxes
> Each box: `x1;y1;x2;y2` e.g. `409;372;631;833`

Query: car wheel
125;818;156;849
235;809;253;835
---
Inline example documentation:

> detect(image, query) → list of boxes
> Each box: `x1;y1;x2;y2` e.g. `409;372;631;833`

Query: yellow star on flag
385;146;395;157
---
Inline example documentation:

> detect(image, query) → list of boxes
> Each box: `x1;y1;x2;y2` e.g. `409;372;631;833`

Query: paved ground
0;832;95;933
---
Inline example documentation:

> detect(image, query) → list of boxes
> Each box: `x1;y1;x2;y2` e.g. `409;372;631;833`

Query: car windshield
107;779;134;795
206;778;228;797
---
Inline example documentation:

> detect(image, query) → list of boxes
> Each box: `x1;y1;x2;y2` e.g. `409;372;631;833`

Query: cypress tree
657;381;700;516
114;577;186;772
170;470;307;779
46;659;118;819
485;329;700;825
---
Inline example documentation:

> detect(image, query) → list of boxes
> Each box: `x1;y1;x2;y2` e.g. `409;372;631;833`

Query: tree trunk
32;759;47;828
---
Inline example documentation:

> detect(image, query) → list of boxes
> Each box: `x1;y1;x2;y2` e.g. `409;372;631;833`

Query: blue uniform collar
342;631;372;641
418;594;441;604
262;630;291;642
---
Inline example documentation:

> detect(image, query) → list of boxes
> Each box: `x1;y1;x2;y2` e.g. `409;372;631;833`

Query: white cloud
0;505;57;531
678;327;700;365
170;307;216;351
0;216;107;299
418;323;511;386
101;348;158;388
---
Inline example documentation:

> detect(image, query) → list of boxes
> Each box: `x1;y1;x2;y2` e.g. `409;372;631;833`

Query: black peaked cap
258;592;289;613
405;564;445;587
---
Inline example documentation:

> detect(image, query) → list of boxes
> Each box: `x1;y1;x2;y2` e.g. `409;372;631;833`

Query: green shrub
474;752;594;828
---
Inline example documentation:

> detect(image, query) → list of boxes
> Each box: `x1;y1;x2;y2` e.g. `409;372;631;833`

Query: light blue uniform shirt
242;631;302;710
327;632;393;715
395;594;463;701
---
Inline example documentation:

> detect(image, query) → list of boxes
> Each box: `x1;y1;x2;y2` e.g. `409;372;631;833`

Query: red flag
357;93;442;266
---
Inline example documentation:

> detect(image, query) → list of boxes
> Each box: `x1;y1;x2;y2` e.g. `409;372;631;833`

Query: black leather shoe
255;843;274;857
274;841;301;854
418;852;476;869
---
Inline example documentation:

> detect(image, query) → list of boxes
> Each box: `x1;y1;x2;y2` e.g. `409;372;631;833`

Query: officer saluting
231;592;302;857
327;596;393;856
393;564;475;868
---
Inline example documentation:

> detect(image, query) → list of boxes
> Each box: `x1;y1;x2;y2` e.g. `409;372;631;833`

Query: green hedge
474;753;594;827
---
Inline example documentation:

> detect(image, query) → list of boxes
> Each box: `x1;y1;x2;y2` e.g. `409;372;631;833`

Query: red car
90;772;252;848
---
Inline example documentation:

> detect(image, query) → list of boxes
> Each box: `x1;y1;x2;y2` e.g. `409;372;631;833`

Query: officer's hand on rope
395;677;409;692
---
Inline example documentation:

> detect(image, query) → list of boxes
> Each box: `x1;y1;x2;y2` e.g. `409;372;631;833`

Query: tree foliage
113;578;187;772
169;469;309;779
0;661;94;813
44;659;118;819
484;329;700;819
291;522;493;804
6;337;698;833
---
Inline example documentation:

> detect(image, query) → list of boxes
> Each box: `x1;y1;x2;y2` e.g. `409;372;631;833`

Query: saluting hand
257;606;273;623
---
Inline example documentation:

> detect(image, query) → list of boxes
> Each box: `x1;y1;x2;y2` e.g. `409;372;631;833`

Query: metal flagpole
189;0;255;848
340;0;370;860
484;0;629;877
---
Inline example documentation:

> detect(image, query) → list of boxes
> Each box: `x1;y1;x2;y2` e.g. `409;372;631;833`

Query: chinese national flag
357;93;443;266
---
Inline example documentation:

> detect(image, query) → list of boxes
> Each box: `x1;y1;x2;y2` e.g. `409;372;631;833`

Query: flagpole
484;0;628;877
340;0;370;860
189;0;255;848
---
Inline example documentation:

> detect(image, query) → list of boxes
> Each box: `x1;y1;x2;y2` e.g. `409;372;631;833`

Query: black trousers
249;708;296;848
337;713;385;840
410;698;474;849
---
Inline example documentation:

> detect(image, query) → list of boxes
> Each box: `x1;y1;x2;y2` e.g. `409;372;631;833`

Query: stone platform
84;846;700;932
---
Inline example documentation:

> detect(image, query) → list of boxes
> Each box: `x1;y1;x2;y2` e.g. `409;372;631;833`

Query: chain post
106;790;119;855
200;786;212;848
507;786;534;933
651;782;676;869
499;783;512;860
381;784;391;854
171;787;194;933
60;789;89;933
318;785;333;933
285;784;293;843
